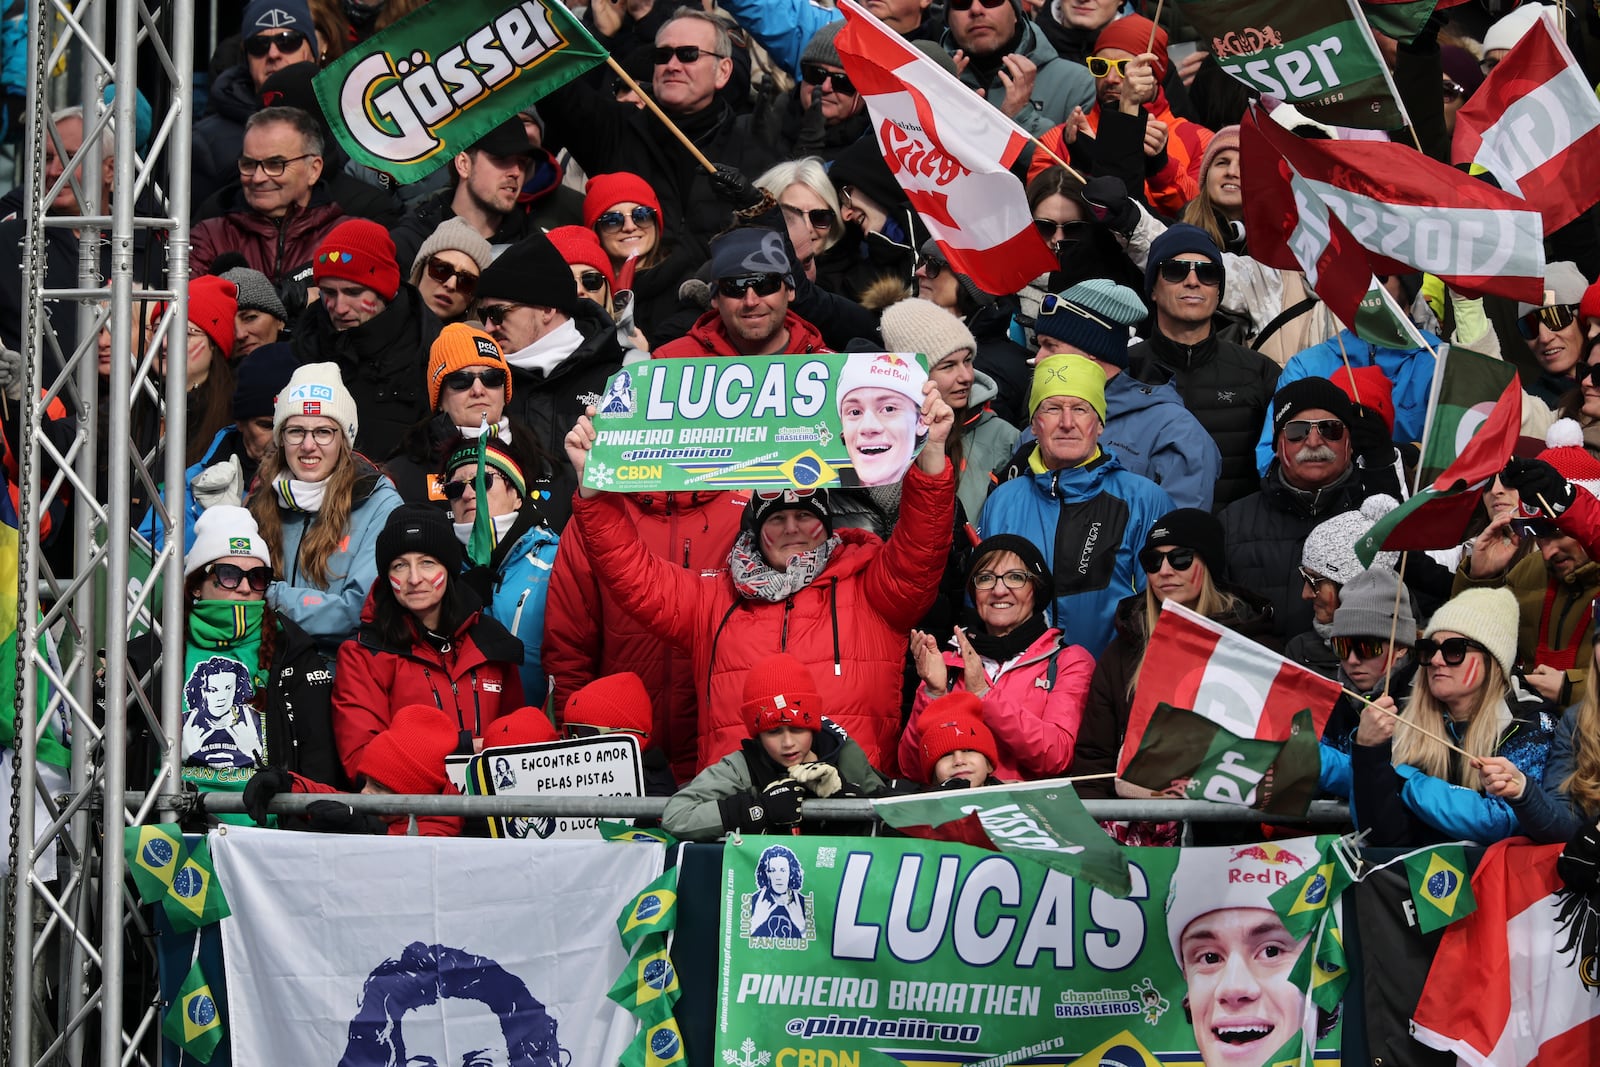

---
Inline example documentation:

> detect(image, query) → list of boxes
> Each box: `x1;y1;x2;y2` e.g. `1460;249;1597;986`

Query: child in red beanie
661;654;885;841
563;672;677;796
916;692;1005;790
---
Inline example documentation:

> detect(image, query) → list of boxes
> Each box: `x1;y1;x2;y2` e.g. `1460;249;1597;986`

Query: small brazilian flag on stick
1404;844;1476;933
162;958;224;1063
600;822;678;847
163;835;231;932
1269;837;1357;941
124;824;184;904
1288;907;1348;1012
620;1015;687;1067
616;869;678;952
608;933;680;1021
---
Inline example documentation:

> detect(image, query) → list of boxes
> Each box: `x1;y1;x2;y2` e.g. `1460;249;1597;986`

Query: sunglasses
1441;78;1465;102
782;203;837;230
1086;56;1133;78
653;45;724;65
1574;361;1600;385
425;256;479;294
1414;636;1487;667
973;569;1032;590
916;256;948;279
441;367;506;393
203;562;273;592
1138;546;1196;573
717;273;786;298
1039;291;1114;329
477;303;525;327
755;488;820;503
1332;635;1389;661
577;270;608;293
1033;218;1091;243
442;471;507;499
1517;303;1580;340
801;64;857;95
1157;259;1223;287
243;30;307;58
1282;418;1347;443
947;0;1007;10
568;722;646;739
595;205;659;233
1299;566;1339;592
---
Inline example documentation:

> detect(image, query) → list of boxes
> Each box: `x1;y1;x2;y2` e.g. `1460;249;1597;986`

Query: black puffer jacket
191;65;258;208
1128;331;1281;508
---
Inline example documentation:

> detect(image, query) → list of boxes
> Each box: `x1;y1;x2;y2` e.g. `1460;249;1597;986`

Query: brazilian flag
1269;839;1354;941
608;933;680;1021
616;869;678;952
163;836;231;932
619;1015;686;1067
1288;908;1349;1013
1404;844;1476;933
600;822;678;847
124;824;184;904
162;959;224;1063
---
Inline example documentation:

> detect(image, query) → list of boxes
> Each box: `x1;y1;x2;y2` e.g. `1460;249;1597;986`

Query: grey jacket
944;19;1097;137
957;370;1021;521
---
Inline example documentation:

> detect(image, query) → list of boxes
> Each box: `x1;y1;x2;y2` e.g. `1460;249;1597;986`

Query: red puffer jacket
569;461;957;776
190;190;348;285
542;490;748;786
287;772;463;837
652;309;829;358
332;593;527;779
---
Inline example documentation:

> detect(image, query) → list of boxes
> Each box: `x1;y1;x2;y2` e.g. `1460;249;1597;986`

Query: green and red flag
1416;344;1520;489
871;779;1132;896
1404;844;1477;933
1355;373;1522;565
312;0;609;183
1120;703;1322;816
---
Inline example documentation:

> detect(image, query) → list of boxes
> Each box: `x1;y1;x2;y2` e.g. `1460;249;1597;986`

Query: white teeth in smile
1214;1026;1270;1043
859;445;890;455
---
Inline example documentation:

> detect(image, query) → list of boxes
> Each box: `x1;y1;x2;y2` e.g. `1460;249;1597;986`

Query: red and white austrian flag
834;0;1056;295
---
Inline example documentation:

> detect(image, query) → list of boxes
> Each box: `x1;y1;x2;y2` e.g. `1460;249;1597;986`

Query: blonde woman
1354;586;1557;846
246;363;403;660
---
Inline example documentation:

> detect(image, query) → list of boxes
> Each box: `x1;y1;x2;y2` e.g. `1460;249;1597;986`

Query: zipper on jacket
510;590;531;634
781;597;793;648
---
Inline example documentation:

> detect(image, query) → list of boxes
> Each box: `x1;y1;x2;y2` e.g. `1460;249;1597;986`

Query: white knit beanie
409;217;494;280
1483;3;1554;55
273;362;358;446
1302;495;1399;583
1424;587;1520;679
184;505;272;577
879;298;977;367
1164;838;1323;969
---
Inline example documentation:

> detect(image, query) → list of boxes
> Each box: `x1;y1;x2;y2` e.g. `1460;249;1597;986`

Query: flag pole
1345;0;1427;155
605;55;719;175
1344;682;1476;759
1334;330;1362;407
1381;551;1410;698
1145;0;1166;53
1029;136;1088;182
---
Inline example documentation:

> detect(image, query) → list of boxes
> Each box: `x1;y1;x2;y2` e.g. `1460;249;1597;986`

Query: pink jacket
901;628;1094;784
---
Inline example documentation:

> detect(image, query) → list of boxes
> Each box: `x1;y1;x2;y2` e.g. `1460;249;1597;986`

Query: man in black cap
654;229;828;358
475;230;625;531
1218;376;1395;640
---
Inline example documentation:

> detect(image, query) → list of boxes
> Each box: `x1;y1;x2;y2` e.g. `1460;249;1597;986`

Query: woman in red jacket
562;384;957;777
331;505;526;779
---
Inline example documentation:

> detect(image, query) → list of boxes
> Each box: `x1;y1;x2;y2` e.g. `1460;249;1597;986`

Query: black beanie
376;504;463;575
476;230;580;318
231;342;299;420
968;534;1051;601
1143;508;1225;577
746;488;831;535
1145;222;1226;302
1271;377;1357;441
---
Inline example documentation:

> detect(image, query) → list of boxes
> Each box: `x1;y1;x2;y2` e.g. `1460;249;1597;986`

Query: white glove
789;761;841;798
191;455;244;509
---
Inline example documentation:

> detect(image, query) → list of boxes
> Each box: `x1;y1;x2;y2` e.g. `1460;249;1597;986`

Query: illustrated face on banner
181;657;262;770
745;844;813;945
1178;907;1309;1067
396;996;514;1067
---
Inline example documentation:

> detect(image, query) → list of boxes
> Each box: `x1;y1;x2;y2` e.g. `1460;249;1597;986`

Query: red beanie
917;692;999;783
582;172;665;234
358;704;460;794
742;653;822;735
1538;418;1600;498
1582;280;1600;324
1093;15;1170;82
563;672;652;737
547;225;618;291
313;218;401;301
482;705;561;749
1330;365;1395;435
189;275;239;355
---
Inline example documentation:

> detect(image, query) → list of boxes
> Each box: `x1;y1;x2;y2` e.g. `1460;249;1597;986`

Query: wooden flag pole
1146;0;1166;53
1029;135;1088;183
606;54;719;175
1381;551;1410;698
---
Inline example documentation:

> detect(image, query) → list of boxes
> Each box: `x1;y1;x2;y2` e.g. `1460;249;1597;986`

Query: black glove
937;776;972;790
833;783;865;800
718;778;805;833
1559;821;1600;893
1081;175;1138;236
303;799;388;836
709;164;765;210
1501;456;1576;516
1347;405;1394;469
243;767;292;826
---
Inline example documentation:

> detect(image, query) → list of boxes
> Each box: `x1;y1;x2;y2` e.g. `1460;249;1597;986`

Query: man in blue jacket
979;352;1174;658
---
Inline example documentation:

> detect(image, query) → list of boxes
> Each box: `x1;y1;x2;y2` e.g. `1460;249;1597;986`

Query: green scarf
182;600;269;824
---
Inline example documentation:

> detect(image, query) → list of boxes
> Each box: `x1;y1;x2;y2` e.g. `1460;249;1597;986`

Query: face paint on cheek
389;575;406;595
360;297;379;314
1461;656;1482;689
428;570;447;591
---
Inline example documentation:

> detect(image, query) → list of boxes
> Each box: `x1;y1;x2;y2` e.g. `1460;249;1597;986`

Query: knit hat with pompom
1302;495;1400;582
1537;418;1600;499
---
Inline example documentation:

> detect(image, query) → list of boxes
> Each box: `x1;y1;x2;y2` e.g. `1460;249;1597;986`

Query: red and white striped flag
1452;7;1600;235
1116;601;1343;775
834;0;1056;295
1411;840;1600;1065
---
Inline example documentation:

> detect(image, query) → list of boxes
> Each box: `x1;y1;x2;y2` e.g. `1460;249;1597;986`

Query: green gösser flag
313;0;610;183
1404;844;1477;933
162;958;225;1063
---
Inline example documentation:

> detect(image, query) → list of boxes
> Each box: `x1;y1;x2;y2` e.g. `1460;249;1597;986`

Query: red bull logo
1230;843;1305;868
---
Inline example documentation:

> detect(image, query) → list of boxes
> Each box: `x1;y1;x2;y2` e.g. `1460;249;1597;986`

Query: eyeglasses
237;153;314;178
1086;56;1133;78
424;256;479;294
801;64;857;96
442;471;508;500
202;561;273;591
1414;636;1487;667
781;203;837;230
1033;218;1091;243
595;205;659;233
1517;303;1580;340
1039;291;1114;329
567;723;645;739
1157;259;1223;287
973;569;1032;590
243;30;307;58
947;0;1007;10
1332;636;1390;661
916;257;948;279
577;270;608;293
1441;78;1465;102
1281;418;1347;443
716;273;786;298
1298;567;1339;592
1138;546;1196;573
281;425;339;446
477;303;525;327
653;45;726;65
441;367;506;394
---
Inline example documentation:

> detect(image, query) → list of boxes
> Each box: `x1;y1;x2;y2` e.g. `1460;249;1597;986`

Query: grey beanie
801;22;843;68
219;266;287;323
1302;495;1400;583
1516;260;1590;320
1331;566;1416;645
410;217;495;281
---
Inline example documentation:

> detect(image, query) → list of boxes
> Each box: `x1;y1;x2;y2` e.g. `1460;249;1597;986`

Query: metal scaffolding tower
5;0;192;1062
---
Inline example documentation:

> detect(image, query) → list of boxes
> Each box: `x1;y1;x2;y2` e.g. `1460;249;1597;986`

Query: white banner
214;827;664;1065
